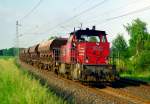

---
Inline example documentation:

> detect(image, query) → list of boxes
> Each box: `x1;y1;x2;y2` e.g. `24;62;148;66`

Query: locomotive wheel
71;64;81;80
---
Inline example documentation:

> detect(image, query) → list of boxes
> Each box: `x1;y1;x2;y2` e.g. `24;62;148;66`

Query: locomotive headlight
85;57;88;63
86;59;88;63
105;57;108;64
105;60;108;64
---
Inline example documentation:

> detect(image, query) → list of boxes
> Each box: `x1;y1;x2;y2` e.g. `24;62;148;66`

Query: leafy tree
122;18;150;71
0;50;3;55
3;49;8;56
124;18;148;55
112;34;128;59
144;34;150;50
136;50;150;70
0;48;18;56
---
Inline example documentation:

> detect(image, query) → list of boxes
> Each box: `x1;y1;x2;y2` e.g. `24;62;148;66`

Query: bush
144;41;150;50
135;50;150;70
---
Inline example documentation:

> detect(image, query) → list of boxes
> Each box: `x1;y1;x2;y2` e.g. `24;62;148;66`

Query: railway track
98;86;150;104
119;77;149;86
85;78;150;104
20;61;150;104
53;76;150;104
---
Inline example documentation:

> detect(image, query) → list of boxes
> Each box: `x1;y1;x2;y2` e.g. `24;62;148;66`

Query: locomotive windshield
78;34;107;43
70;29;107;42
79;35;100;42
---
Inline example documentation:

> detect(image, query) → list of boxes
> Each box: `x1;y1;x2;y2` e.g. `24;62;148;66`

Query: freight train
20;27;117;82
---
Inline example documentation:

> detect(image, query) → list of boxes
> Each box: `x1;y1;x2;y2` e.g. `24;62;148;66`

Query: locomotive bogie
80;65;116;82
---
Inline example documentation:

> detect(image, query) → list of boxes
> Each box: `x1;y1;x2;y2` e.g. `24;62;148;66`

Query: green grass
120;70;150;83
0;57;67;104
0;56;14;60
116;58;150;83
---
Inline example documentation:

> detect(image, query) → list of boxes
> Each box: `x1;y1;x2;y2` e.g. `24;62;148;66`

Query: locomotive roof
70;29;106;36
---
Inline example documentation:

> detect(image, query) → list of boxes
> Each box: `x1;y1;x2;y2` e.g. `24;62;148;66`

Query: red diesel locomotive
20;27;117;82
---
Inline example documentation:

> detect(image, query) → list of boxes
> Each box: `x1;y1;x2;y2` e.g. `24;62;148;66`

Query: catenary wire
19;0;44;21
95;4;150;26
21;0;108;36
41;0;109;34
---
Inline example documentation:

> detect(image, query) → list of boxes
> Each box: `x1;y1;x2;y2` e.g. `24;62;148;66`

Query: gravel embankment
20;62;150;104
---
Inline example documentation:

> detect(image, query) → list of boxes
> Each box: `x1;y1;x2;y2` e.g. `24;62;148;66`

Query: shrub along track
19;61;150;104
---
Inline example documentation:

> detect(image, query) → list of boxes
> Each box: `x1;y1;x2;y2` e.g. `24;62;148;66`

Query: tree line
112;18;150;72
0;48;18;56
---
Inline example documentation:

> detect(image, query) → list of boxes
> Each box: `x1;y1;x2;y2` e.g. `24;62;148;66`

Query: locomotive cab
60;27;116;81
75;29;109;65
64;28;109;65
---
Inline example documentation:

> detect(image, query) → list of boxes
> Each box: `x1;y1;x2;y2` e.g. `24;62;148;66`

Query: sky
0;0;150;49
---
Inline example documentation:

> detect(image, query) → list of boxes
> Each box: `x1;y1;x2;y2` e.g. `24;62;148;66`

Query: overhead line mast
16;20;19;58
16;0;44;55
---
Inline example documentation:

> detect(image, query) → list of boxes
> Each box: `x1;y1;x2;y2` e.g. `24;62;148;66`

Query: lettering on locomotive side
93;46;103;51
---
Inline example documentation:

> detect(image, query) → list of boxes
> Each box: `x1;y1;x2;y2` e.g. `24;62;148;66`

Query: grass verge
0;57;67;104
120;70;150;83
